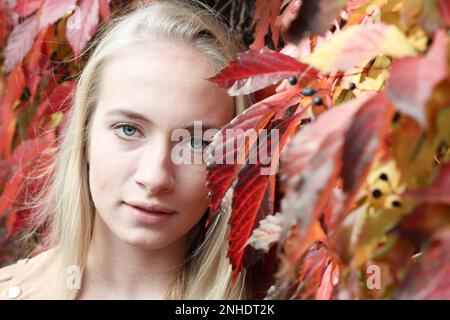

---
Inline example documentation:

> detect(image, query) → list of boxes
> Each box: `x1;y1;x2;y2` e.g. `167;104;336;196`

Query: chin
120;230;175;250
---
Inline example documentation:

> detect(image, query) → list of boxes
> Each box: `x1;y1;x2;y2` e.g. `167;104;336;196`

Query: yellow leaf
302;24;416;73
407;26;428;53
50;112;64;128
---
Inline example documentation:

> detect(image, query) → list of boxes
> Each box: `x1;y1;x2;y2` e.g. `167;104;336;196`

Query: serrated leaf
206;86;301;225
209;48;317;96
228;115;300;281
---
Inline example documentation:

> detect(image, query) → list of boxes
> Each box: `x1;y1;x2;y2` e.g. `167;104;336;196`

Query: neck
78;214;188;299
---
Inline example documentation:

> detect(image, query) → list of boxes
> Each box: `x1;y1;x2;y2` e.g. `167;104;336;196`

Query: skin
77;41;234;299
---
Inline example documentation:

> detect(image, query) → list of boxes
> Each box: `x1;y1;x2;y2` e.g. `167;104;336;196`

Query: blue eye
121;125;137;136
190;137;210;151
113;124;142;139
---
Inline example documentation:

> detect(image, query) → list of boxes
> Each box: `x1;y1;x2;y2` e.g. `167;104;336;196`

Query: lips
124;201;177;215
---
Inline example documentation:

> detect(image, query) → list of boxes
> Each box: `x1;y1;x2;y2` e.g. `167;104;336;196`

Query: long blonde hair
23;0;253;299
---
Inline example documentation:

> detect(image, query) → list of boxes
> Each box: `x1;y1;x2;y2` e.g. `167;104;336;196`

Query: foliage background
1;0;449;299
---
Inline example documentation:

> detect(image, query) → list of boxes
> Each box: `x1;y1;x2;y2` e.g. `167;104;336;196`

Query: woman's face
87;42;234;250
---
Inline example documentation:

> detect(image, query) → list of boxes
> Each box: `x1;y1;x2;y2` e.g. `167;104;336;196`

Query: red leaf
229;167;271;280
267;220;327;299
280;96;369;256
99;0;111;20
0;65;26;159
400;203;450;243
282;96;368;184
0;136;54;226
36;80;75;117
66;0;99;58
405;162;450;205
293;241;339;299
387;29;448;128
250;0;282;50
209;48;317;96
0;160;10;186
0;170;22;220
38;0;76;30
316;256;340;300
25;25;50;100
283;0;345;44
29;81;75;137
437;0;450;27
0;8;8;49
342;93;393;208
13;0;42;17
396;229;450;299
228;115;301;281
323;188;345;233
206;87;301;225
280;0;301;38
3;14;39;73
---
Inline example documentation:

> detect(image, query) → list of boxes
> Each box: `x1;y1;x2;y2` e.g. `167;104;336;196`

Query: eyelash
112;123;144;139
112;123;212;151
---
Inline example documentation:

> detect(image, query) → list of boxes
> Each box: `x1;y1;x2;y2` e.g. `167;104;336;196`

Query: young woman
0;0;253;299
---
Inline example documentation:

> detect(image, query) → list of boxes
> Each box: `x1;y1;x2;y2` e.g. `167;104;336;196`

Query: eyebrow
105;108;221;130
106;108;152;123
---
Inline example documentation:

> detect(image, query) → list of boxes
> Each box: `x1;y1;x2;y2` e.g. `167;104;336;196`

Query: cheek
87;126;128;202
177;164;209;211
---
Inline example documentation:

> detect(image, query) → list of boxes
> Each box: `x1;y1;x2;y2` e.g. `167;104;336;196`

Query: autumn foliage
1;0;450;299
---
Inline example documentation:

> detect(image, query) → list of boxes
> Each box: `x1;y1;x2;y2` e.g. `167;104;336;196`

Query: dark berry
61;72;71;81
339;18;348;29
301;87;316;96
288;76;298;85
372;189;383;198
379;173;388;181
312;96;323;106
392;111;401;123
392;200;402;208
348;82;356;90
21;88;31;101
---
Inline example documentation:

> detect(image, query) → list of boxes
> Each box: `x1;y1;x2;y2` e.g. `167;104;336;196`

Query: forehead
95;42;234;130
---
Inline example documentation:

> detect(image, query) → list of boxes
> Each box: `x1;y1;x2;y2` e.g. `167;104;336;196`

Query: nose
134;138;176;195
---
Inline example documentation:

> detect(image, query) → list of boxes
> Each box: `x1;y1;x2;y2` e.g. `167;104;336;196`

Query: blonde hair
22;0;254;299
